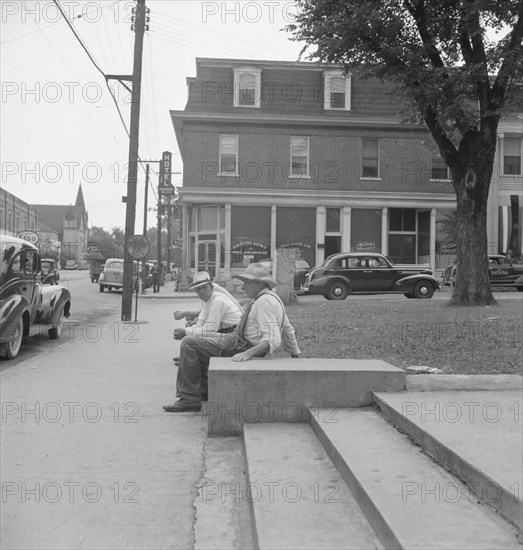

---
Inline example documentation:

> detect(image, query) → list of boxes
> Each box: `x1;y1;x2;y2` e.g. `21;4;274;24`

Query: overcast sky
1;0;305;231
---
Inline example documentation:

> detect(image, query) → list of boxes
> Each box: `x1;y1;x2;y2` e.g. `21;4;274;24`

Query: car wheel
108;286;112;292
99;285;105;292
48;310;64;340
413;281;434;299
404;293;414;299
5;317;24;359
327;282;348;300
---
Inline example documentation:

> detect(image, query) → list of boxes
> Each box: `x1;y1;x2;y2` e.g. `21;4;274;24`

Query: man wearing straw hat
163;263;300;412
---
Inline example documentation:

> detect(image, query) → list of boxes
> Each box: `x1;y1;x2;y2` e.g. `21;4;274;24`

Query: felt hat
189;271;213;289
231;263;276;288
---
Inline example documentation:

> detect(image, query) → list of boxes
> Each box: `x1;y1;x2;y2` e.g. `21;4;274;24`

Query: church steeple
75;184;86;211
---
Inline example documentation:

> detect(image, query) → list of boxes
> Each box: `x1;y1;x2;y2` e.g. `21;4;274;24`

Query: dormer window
234;66;261;108
324;70;351;111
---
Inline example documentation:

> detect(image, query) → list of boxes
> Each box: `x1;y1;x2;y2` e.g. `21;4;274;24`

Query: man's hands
173;328;186;340
231;351;252;362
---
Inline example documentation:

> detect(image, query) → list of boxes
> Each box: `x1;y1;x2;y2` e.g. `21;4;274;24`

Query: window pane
504;138;521;175
326;208;340;232
199;207;218;231
403;209;416;231
239;73;256;106
220;135;237;173
291;137;309;176
362;139;378;177
431;159;449;179
330;77;346;108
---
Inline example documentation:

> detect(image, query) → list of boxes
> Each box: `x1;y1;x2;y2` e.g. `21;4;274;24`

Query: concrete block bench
206;357;406;436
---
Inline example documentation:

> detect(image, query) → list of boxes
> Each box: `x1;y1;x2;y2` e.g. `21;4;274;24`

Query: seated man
164;263;301;413
172;273;242;364
173;271;243;339
172;271;243;397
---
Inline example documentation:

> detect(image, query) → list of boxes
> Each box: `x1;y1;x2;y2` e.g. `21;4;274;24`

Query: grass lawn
280;290;523;375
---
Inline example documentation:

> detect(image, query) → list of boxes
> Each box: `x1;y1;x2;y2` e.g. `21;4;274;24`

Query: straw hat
188;271;213;289
231;263;276;288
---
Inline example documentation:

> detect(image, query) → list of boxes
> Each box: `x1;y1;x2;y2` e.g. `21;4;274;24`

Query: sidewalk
0;295;249;550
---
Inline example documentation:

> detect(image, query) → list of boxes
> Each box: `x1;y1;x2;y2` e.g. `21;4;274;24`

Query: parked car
302;252;439;300
258;258;312;291
442;255;523;290
0;235;71;359
98;258;138;292
41;258;60;285
64;260;76;270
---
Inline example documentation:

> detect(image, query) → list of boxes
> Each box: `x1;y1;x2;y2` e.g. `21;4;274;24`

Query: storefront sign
440;242;457;252
356;241;375;251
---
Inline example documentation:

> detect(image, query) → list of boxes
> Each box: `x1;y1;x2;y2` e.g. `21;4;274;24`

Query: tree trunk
451;165;496;306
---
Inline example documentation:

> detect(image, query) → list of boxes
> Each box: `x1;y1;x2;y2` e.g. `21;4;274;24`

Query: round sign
17;230;39;245
126;235;150;260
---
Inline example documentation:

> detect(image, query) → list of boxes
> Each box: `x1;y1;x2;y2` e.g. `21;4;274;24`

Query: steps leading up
310;407;521;550
374;390;523;532
242;423;383;550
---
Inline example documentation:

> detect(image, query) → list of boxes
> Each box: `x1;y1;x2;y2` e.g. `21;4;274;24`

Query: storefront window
389;208;416;231
350;209;381;252
231;206;271;266
276;207;316;265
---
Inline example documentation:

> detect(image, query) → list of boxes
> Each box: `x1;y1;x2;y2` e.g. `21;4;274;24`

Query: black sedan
302;252;439;300
442;255;523;290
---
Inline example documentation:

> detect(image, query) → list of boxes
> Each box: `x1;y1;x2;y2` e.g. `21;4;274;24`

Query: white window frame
502;135;522;176
323;70;351;111
218;134;239;176
233;66;262;108
289;136;310;178
360;138;380;179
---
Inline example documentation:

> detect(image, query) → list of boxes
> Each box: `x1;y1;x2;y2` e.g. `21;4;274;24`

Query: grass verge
280;293;523;375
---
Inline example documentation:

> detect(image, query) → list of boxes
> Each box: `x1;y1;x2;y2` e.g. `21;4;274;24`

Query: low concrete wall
206;357;406;436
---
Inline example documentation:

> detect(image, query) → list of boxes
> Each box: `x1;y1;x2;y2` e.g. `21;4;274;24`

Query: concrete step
374;390;523;532
242;423;383;550
207;357;405;435
311;407;521;550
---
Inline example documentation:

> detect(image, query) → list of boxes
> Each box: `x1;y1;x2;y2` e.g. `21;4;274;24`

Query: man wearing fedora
164;263;300;412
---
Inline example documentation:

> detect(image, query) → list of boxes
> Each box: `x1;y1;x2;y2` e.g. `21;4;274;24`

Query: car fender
515;274;523;286
310;275;352;293
393;273;440;292
35;285;71;325
0;295;30;343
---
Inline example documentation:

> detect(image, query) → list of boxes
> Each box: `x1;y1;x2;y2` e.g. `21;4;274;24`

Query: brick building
0;189;38;236
171;58;522;279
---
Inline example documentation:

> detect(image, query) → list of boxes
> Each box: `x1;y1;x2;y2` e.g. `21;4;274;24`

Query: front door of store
198;241;217;279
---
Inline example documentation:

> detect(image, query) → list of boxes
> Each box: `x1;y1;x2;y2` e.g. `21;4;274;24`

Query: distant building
32;185;89;261
0;189;38;235
0;185;89;262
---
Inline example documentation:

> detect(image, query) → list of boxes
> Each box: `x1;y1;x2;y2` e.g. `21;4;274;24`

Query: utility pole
121;0;147;321
143;163;149;236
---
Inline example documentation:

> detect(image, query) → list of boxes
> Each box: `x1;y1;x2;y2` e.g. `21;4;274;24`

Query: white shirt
243;291;285;354
184;290;243;337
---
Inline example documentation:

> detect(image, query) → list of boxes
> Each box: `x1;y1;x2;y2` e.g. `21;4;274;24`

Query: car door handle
362;270;372;273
